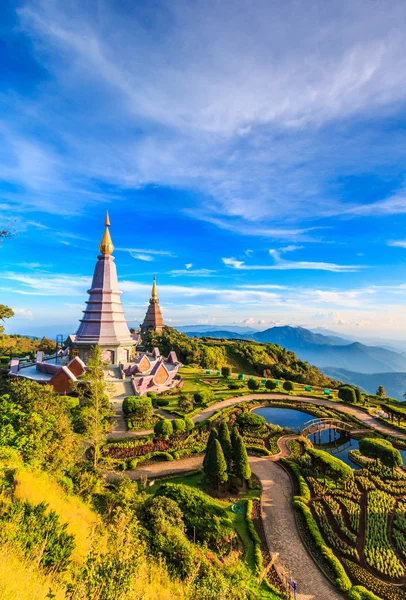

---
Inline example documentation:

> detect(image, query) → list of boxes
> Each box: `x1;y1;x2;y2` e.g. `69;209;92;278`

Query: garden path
107;392;406;440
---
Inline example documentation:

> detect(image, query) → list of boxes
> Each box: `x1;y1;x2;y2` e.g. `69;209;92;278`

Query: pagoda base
70;342;137;366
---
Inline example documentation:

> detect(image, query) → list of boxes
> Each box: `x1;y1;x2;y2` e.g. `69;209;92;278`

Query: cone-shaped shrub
218;420;232;469
234;435;251;485
205;439;228;489
203;428;218;473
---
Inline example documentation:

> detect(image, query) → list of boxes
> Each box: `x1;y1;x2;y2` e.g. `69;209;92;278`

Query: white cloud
388;240;406;248
169;268;216;277
131;254;154;262
223;253;363;272
5;0;406;231
12;307;34;320
185;263;193;269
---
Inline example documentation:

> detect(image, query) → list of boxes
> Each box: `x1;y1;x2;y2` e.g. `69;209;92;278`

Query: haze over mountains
182;325;406;399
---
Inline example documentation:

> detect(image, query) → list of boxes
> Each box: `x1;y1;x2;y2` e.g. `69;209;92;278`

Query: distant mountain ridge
182;325;406;375
321;367;406;401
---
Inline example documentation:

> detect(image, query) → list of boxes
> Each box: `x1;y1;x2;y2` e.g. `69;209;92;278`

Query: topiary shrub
265;380;277;390
178;394;193;413
228;382;241;390
123;396;153;421
155;398;170;407
147;391;157;400
172;418;186;434
247;379;260;391
237;412;267;430
154;418;173;439
0;356;10;364
338;386;357;403
184;417;194;432
283;380;294;391
221;366;231;378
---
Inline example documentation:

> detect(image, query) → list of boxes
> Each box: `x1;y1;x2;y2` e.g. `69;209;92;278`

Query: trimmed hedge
293;499;352;591
0;356;10;364
280;458;311;502
128;450;174;469
245;445;272;456
123;396;152;415
359;437;402;468
245;499;262;573
347;587;383;600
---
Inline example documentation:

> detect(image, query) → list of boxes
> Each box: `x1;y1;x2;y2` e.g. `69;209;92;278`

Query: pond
254;406;406;468
253;406;361;469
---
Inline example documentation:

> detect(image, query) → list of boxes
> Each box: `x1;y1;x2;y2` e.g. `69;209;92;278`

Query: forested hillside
143;327;337;387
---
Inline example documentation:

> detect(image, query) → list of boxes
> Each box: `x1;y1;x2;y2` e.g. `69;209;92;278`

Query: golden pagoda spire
151;274;158;301
99;210;114;255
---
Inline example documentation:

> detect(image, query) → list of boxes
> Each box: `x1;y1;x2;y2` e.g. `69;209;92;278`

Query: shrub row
128;451;174;469
245;499;262;573
245;445;272;456
282;458;351;592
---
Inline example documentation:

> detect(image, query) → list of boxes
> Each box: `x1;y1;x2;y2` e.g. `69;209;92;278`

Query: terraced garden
286;446;406;599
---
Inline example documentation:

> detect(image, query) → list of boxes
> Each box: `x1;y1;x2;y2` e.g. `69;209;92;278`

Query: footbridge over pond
299;418;369;438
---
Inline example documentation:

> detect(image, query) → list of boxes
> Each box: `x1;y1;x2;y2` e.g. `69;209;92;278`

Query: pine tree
234;435;251;486
205;439;228;489
230;425;240;472
203;427;218;473
74;345;111;468
218;420;232;469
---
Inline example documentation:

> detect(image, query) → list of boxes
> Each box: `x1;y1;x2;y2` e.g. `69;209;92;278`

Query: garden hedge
245;499;263;574
359;437;402;468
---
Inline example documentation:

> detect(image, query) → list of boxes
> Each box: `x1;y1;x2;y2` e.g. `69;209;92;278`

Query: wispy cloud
169;268;216;277
223;252;364;272
387;240;406;248
131;254;154;262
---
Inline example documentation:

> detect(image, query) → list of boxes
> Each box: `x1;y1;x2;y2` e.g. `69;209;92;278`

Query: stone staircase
109;376;134;434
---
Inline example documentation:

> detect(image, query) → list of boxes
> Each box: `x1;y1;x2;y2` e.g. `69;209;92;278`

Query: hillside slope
144;327;337;386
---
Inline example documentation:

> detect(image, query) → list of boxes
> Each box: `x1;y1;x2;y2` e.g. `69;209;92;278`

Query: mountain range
181;325;406;398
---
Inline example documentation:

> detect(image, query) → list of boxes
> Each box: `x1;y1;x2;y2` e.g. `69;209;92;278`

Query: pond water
253;406;360;469
254;406;406;468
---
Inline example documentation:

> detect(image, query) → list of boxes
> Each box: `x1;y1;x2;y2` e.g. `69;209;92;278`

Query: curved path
106;438;342;600
109;392;406;441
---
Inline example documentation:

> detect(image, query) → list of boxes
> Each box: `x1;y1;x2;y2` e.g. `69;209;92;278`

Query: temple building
8;213;182;396
140;275;165;333
67;212;138;365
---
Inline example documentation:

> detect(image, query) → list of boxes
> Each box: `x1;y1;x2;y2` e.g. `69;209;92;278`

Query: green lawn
160;366;339;416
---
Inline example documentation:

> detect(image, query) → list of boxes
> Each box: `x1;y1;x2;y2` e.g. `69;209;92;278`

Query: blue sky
3;0;406;338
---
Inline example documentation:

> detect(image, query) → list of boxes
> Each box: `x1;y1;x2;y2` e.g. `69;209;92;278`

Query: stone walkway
109;373;134;436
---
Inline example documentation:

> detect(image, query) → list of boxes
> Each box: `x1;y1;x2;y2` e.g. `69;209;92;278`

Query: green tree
172;418;186;434
283;380;294;391
218;420;232;469
0;379;78;472
221;366;231;378
0;304;14;334
376;385;386;398
265;380;277;391
234;435;251;486
74;346;111;469
154;418;173;438
203;428;218;472
247;379;260;391
38;336;57;355
205;439;228;489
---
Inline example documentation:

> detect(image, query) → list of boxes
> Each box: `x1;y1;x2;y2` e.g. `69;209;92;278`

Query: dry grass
13;468;100;564
0;543;189;600
0;544;66;600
